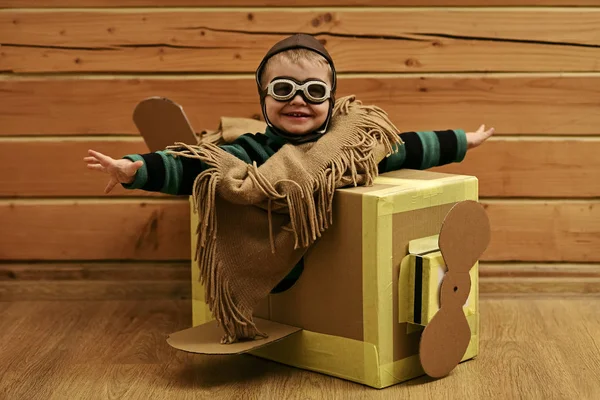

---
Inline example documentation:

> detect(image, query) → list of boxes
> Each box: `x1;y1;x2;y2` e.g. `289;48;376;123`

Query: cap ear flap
438;200;490;273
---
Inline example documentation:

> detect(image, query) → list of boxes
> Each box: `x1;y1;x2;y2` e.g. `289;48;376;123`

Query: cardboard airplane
133;97;491;385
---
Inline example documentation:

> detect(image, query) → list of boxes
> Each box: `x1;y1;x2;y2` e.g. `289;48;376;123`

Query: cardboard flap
133;97;198;152
408;234;440;256
167;318;302;355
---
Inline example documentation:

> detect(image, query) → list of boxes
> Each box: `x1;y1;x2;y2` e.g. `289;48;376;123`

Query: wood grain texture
483;200;600;262
480;262;600;278
0;281;191;301
3;138;599;198
1;0;599;6
433;138;600;198
0;262;189;281
0;298;599;398
480;277;600;294
2;75;600;136
0;200;191;261
3;9;600;73
1;200;599;262
1;262;598;299
0;139;166;198
480;262;600;294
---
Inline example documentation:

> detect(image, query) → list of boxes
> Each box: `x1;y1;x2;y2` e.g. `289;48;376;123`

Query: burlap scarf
167;95;402;343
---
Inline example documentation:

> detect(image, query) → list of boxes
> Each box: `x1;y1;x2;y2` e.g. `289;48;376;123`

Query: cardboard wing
167;318;302;355
133;97;198;152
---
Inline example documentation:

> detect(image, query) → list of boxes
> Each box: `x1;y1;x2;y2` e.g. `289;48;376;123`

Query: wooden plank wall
1;2;599;300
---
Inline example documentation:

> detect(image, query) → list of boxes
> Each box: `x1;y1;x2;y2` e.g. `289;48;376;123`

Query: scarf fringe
165;142;266;343
166;95;401;343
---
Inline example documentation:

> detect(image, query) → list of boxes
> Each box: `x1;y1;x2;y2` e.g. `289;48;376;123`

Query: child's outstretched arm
379;124;494;173
85;133;274;195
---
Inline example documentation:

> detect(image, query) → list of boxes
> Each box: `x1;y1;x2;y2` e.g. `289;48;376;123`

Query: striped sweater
123;126;467;293
123;126;467;195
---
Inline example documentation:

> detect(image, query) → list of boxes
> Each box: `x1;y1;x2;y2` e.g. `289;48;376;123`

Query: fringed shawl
167;95;402;343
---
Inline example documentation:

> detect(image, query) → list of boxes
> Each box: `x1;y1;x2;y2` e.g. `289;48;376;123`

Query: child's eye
307;84;326;98
273;82;294;96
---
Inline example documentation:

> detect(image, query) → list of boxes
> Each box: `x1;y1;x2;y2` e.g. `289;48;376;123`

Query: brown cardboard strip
167;318;302;355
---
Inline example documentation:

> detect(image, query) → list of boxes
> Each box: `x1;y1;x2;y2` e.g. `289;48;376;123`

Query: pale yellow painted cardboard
188;169;481;388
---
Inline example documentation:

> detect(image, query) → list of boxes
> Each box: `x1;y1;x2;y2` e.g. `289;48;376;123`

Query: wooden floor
1;296;599;399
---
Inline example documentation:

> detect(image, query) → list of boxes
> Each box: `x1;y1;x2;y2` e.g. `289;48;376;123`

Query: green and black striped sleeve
378;129;467;173
121;133;277;195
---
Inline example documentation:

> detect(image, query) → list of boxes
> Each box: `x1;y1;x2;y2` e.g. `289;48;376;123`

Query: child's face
263;59;331;136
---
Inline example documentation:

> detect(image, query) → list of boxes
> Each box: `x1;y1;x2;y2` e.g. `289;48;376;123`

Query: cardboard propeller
419;200;491;378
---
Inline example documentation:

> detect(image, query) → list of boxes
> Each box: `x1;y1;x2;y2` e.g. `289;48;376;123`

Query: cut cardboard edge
167;318;302;355
438;200;491;272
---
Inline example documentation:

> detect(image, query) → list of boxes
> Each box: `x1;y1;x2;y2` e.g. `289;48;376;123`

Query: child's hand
466;124;495;149
84;149;144;194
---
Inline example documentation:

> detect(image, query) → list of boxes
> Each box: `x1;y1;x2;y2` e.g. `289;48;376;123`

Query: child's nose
289;94;307;105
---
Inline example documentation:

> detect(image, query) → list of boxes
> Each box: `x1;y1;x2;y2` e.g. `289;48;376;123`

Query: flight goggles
266;78;331;104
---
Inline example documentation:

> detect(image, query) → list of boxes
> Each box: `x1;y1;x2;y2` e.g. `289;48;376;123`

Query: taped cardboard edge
408;234;440;256
379;330;478;388
371;176;479;216
251;329;382;388
362;194;381;353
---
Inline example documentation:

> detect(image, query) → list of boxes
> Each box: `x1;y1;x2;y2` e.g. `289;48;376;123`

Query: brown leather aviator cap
256;33;337;95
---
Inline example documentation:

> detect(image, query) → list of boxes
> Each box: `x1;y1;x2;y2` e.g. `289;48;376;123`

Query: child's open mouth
284;112;311;120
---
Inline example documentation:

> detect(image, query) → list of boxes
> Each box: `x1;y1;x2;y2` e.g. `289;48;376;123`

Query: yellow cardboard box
189;168;480;388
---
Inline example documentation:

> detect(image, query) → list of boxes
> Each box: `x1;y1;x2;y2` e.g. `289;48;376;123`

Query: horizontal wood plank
1;200;598;262
2;138;600;198
480;277;600;295
0;281;191;301
483;200;600;262
479;263;600;294
5;262;598;281
0;200;191;261
3;10;600;73
0;262;189;281
1;1;598;6
0;139;167;198
1;262;598;300
433;138;600;198
2;278;599;301
2;75;599;136
480;263;600;278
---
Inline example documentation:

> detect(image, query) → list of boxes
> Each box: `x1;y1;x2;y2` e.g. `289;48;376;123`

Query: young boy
85;34;493;342
86;34;493;196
